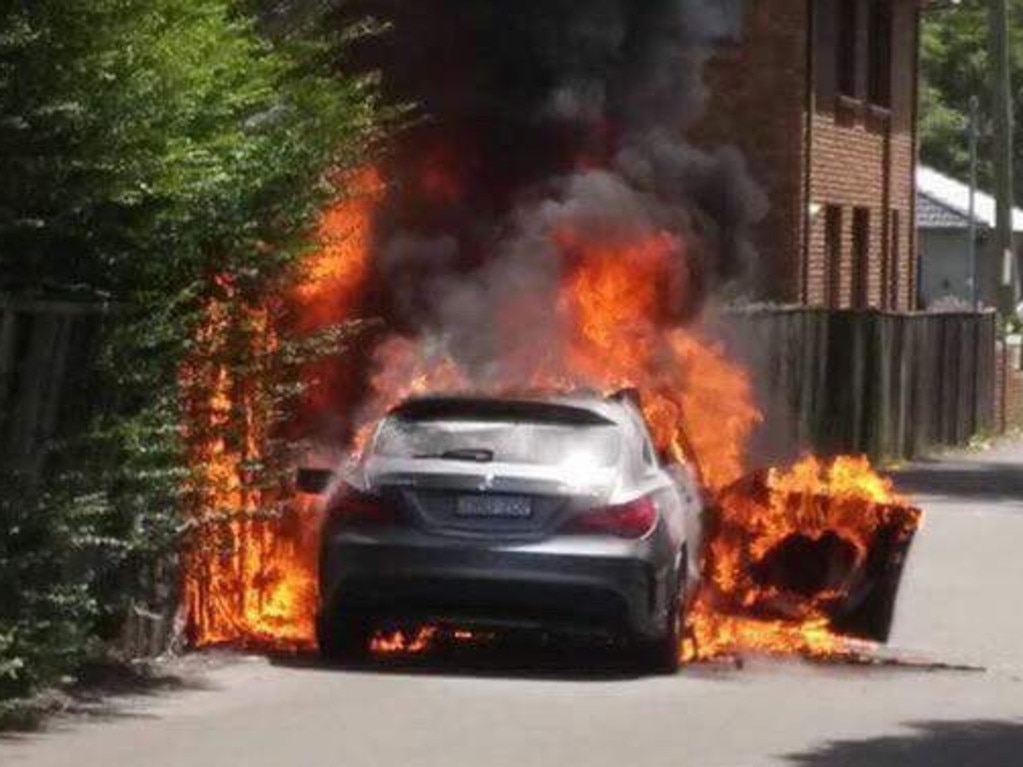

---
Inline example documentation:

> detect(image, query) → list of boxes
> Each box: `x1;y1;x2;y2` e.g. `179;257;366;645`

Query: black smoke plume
335;0;766;391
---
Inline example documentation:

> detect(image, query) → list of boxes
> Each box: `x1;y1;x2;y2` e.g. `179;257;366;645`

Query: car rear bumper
319;530;676;640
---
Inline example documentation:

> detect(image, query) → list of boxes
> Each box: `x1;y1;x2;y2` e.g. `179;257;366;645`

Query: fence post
725;306;998;462
0;296;109;479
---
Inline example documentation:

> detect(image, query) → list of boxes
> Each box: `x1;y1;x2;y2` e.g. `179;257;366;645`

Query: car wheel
639;550;688;675
317;609;370;664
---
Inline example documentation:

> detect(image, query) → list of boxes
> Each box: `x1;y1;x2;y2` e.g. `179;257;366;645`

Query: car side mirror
296;467;333;495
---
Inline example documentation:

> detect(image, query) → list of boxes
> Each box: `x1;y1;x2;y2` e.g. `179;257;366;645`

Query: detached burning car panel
315;393;704;669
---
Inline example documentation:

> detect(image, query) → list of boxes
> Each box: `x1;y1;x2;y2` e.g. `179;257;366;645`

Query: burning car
307;391;705;673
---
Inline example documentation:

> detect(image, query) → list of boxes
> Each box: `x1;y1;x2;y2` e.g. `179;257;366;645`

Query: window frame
825;205;844;309
851;207;872;310
867;0;893;110
836;0;860;100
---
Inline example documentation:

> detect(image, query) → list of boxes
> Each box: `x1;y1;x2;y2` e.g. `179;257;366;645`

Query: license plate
455;494;533;519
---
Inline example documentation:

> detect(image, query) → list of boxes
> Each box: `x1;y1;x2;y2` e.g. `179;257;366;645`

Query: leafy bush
0;473;106;699
0;0;389;705
921;1;1023;204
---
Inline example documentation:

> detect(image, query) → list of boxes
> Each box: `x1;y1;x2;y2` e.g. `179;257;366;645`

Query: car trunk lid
368;463;616;539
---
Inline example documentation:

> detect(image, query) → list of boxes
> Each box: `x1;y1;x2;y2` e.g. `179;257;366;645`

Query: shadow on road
270;644;646;683
0;660;214;737
783;719;1023;767
892;461;1023;504
267;636;736;683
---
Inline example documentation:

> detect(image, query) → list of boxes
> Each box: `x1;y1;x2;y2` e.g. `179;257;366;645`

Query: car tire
316;609;370;664
639;550;688;675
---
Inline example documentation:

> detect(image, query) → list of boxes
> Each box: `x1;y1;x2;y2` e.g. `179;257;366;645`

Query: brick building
695;0;919;311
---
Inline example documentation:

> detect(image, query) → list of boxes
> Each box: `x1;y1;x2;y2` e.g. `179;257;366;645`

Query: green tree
0;0;388;708
921;1;1023;203
0;0;384;294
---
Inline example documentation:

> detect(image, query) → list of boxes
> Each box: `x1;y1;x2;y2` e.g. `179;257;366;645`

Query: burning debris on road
684;456;922;662
179;0;924;666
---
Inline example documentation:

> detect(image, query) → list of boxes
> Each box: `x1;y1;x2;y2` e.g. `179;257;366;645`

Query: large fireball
180;164;922;663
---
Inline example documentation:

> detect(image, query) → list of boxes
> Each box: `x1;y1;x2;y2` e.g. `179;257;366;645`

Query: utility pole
988;0;1018;316
968;95;980;310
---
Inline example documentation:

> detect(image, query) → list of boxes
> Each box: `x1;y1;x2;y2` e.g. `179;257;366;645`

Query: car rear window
373;417;622;469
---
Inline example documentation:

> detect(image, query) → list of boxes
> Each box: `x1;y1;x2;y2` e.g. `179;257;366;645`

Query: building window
889;209;900;309
867;0;893;108
825;205;843;308
851;207;871;309
836;0;859;99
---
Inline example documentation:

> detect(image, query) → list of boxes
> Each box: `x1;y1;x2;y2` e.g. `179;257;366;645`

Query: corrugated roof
917;191;975;230
917;165;1023;232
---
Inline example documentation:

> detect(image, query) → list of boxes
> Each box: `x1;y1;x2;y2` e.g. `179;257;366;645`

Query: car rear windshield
373;416;622;469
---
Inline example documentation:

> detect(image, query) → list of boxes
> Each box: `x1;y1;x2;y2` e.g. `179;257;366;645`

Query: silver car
313;391;705;673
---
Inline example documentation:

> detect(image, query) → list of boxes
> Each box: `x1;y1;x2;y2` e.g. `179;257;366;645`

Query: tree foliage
0;0;384;294
921;1;1023;202
0;0;388;708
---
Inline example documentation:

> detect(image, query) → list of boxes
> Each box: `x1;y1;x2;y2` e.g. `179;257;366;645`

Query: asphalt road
3;442;1022;767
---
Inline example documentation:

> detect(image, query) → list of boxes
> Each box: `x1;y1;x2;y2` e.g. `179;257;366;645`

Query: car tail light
563;496;658;539
327;484;397;527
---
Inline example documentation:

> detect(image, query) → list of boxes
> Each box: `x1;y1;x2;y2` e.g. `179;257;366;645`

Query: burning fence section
180;285;319;651
181;170;383;651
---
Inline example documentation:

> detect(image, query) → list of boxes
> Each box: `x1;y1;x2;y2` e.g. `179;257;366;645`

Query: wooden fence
0;296;111;477
724;307;999;460
1;298;1002;472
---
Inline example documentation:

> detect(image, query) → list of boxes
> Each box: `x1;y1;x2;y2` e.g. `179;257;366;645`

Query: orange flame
356;226;761;494
183;169;384;650
683;455;922;662
293;167;384;331
368;625;495;658
180;283;320;650
182;159;922;666
369;626;439;656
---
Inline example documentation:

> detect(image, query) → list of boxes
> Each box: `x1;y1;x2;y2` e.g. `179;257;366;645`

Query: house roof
917;165;1023;232
917;192;973;229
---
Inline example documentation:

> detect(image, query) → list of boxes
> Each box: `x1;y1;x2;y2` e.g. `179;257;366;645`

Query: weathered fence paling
0;297;109;476
726;308;998;460
1;298;1002;472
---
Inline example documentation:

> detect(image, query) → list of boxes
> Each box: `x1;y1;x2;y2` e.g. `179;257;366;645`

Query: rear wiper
414;448;495;462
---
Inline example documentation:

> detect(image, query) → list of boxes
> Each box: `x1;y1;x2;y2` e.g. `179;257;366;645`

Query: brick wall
694;0;919;309
693;0;809;302
806;118;915;309
806;0;918;311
